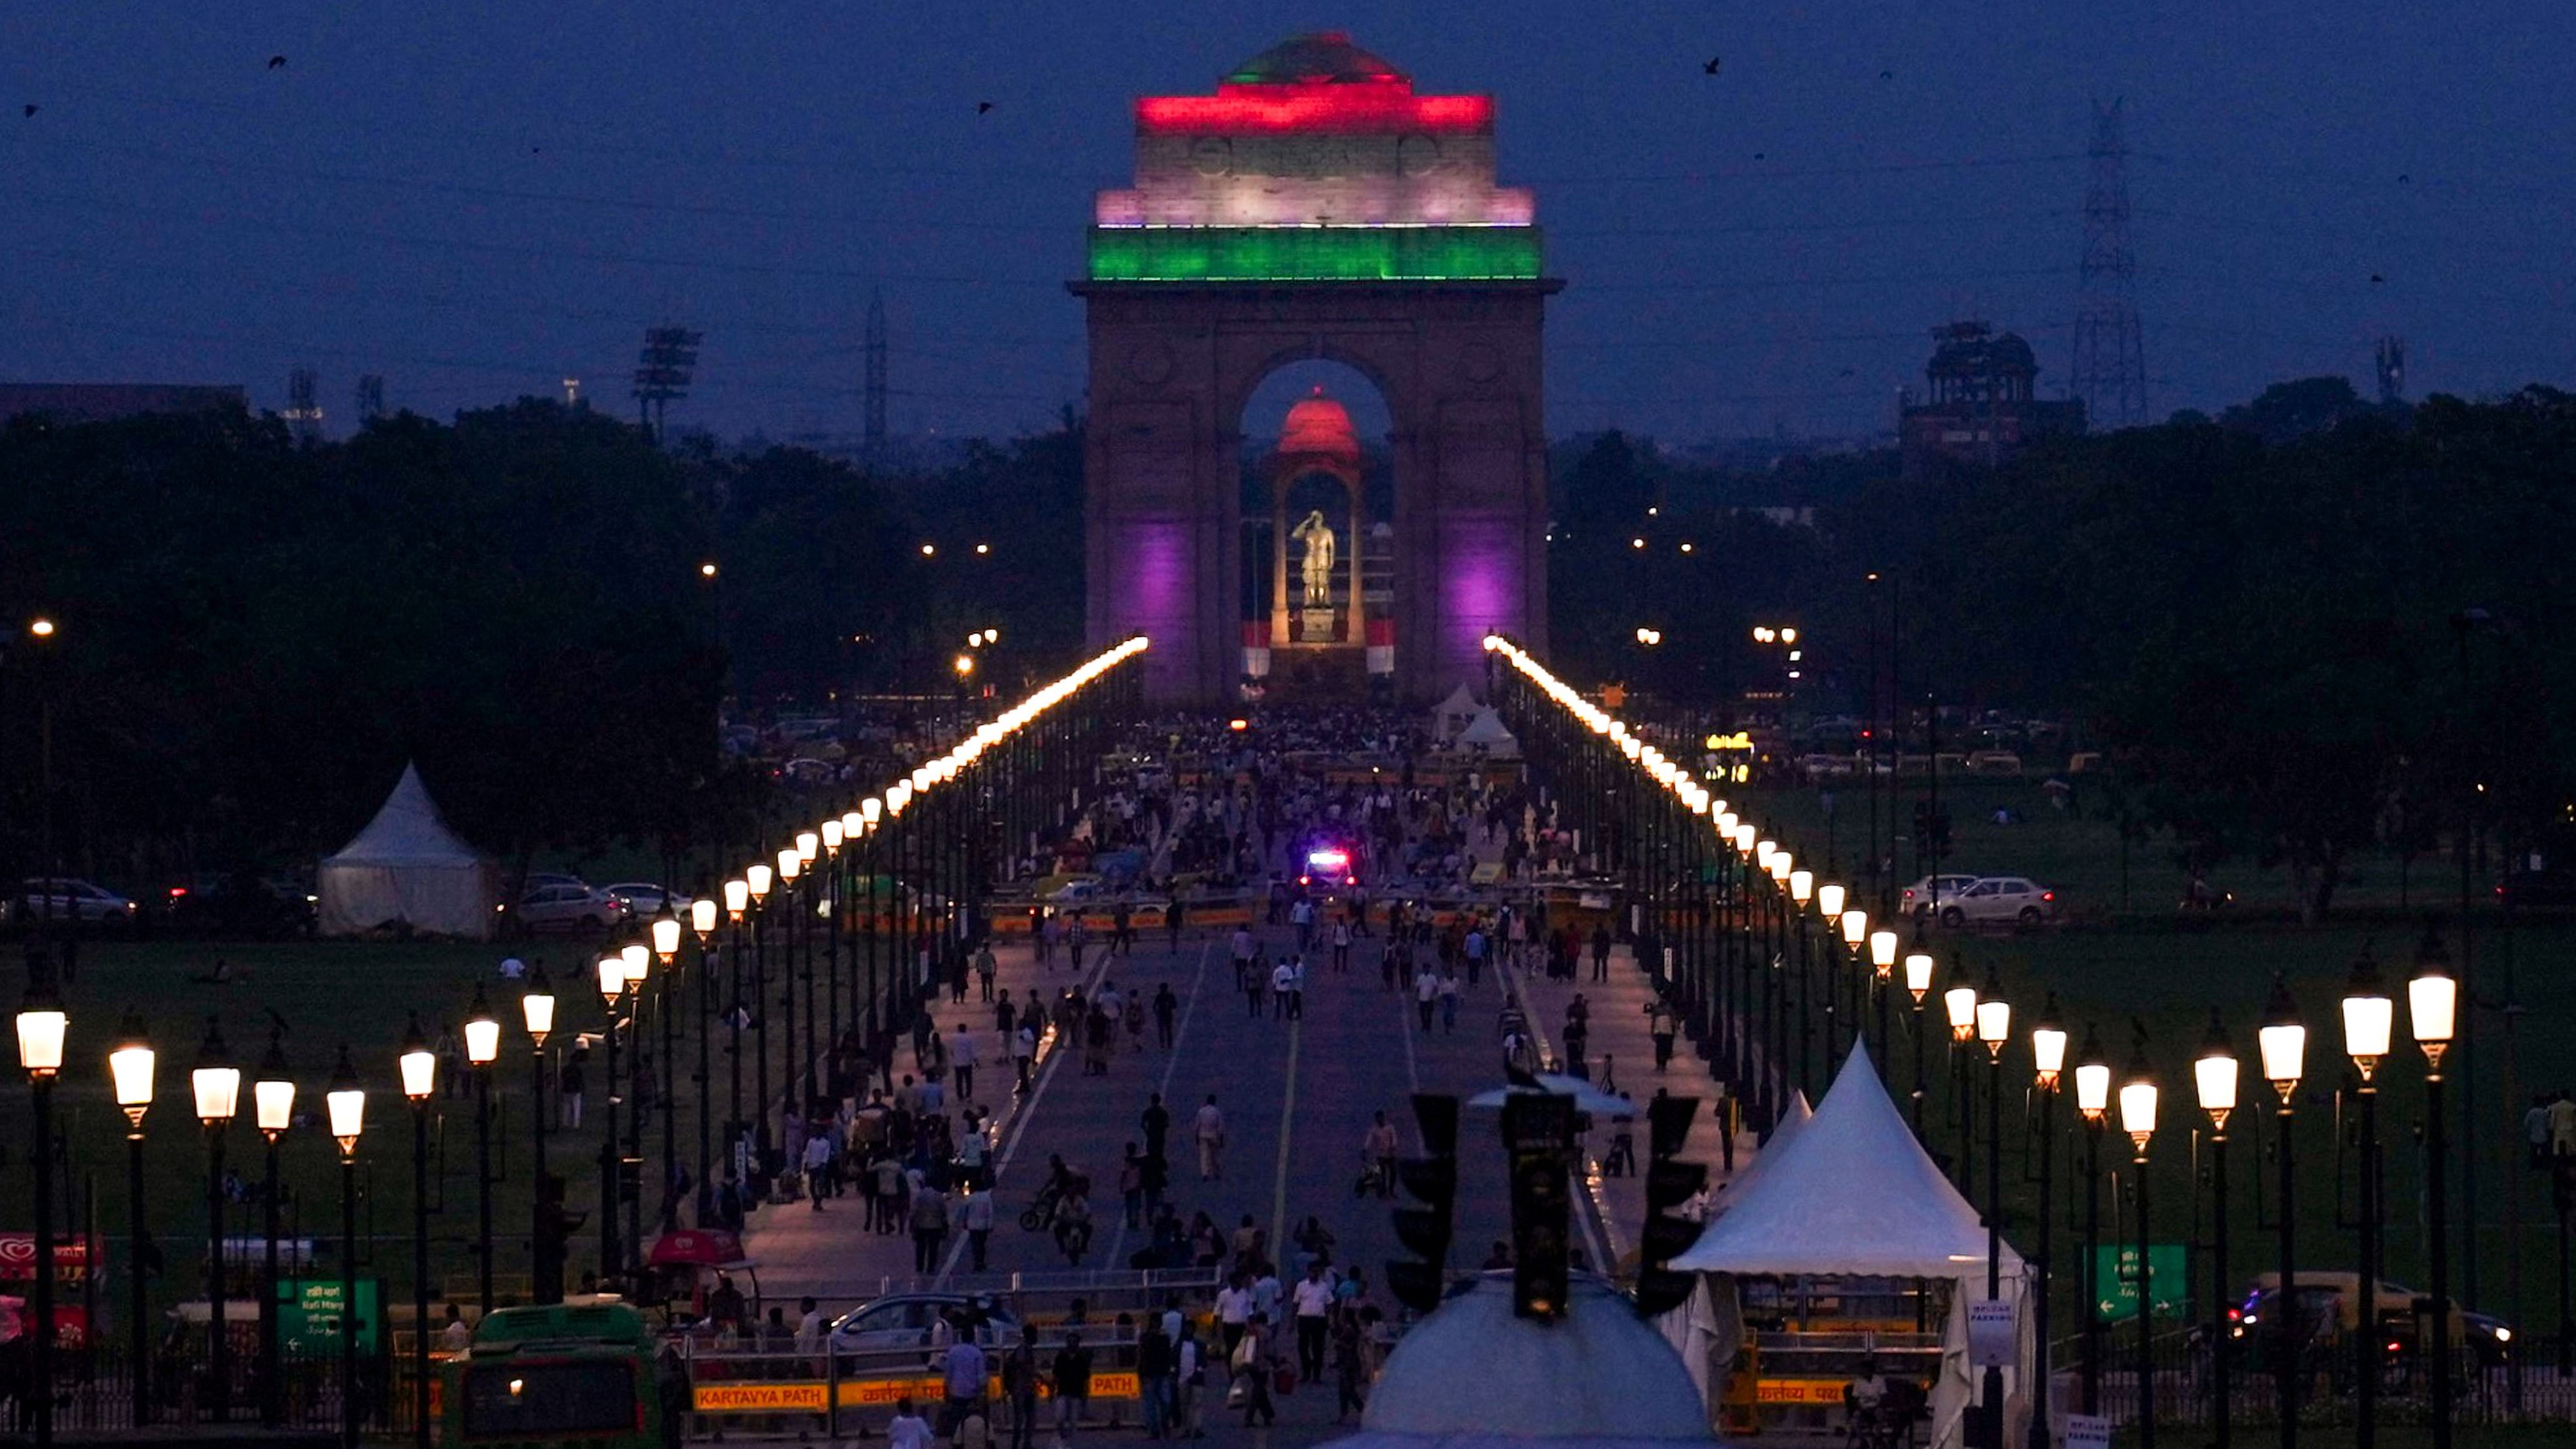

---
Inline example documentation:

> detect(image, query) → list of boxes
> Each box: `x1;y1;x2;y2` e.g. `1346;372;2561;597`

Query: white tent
1455;707;1521;757
1669;1044;2029;1449
316;764;500;939
1429;682;1481;740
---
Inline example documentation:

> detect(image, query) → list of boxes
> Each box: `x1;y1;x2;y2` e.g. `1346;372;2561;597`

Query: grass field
5;934;744;1322
1731;774;2575;1343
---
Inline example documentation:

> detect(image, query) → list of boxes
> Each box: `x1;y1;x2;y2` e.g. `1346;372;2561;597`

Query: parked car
161;874;318;938
524;872;590;893
511;883;628;934
1898;874;1981;918
2496;869;2576;912
3;877;138;928
1936;876;2059;928
828;1293;1018;1359
603;883;697;919
2232;1272;2513;1371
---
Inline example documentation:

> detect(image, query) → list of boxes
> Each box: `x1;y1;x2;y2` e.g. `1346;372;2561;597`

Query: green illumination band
1087;226;1543;282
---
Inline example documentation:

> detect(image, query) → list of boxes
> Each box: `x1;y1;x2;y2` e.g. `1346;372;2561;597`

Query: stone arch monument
1075;32;1558;703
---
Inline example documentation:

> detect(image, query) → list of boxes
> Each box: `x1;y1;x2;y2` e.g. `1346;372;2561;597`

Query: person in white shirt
802;1131;835;1210
1270;961;1297;1022
956;1183;997;1270
1291;1262;1336;1382
886;1397;935;1449
1215;1274;1253;1359
436;1305;472;1354
1414;967;1440;1033
950;1024;980;1100
1195;1095;1226;1181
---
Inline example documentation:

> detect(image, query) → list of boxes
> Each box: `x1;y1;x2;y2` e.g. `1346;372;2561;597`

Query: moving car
161;874;318;938
2232;1272;2513;1371
1935;876;2059;928
603;883;696;919
827;1292;1019;1357
512;883;629;934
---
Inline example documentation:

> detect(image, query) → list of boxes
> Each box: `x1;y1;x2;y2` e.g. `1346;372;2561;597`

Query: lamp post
193;1019;242;1424
1904;936;1935;1136
254;1031;295;1426
2195;1011;2240;1449
2119;1043;2159;1449
398;1015;436;1449
618;943;647;1274
1944;962;1978;1191
691;896;720;1211
2028;1000;2067;1449
2342;949;2393;1449
723;877;750;1178
521;965;558;1304
746;862;773;1182
1975;975;2011;1449
326;1048;365;1449
2073;1025;2111;1414
650;909;682;1234
595;954;626;1285
1787;866;1814;1091
2256;976;2305;1449
463;987;500;1313
18;972;67;1449
1866;926;1896;1063
778;847;805;1122
2410;928;2459;1449
1822;885;1853;1061
109;1013;153;1429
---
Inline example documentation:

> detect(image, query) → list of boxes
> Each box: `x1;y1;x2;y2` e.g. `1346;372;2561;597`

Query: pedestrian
950;1022;979;1101
1292;1261;1334;1383
1330;1311;1368;1423
1230;926;1256;992
1648;998;1679;1073
1196;1094;1226;1181
1591;921;1613;982
802;1129;834;1211
1153;982;1179;1047
1142;1091;1172;1165
1166;898;1187;951
1002;1326;1042;1449
1054;1186;1093;1264
1120;1144;1147;1228
943;1329;989;1438
1014;1023;1038;1093
1232;1316;1276;1427
1137;1313;1175;1439
1330;917;1352;973
1051;1331;1095;1445
911;1178;950;1272
1381;939;1402;992
959;1182;995;1270
557;1048;586;1128
1439;970;1461;1033
975;939;999;1002
888;1396;935;1449
1362;1111;1398;1198
1175;1322;1204;1438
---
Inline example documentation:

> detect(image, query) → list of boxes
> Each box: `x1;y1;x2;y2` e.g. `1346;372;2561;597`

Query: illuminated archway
1076;33;1558;703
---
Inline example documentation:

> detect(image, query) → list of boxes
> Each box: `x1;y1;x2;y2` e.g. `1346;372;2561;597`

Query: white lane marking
1100;938;1213;1271
1269;1013;1302;1258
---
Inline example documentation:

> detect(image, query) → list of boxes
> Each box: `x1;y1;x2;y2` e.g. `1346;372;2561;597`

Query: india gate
1076;32;1557;704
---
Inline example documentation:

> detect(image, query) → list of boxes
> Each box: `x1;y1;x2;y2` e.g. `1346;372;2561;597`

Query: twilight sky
7;2;2575;448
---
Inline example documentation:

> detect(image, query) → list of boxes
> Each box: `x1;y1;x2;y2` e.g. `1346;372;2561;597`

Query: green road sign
2093;1245;2186;1322
277;1277;380;1354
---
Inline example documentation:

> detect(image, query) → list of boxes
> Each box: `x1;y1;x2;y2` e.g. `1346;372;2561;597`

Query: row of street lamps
1483;635;2465;1449
8;636;1147;1449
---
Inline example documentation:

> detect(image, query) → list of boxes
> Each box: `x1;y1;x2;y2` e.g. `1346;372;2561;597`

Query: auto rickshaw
641;1228;761;1324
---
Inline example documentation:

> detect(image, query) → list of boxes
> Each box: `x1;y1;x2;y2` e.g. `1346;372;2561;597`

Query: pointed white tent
1671;1044;2029;1449
1707;1090;1808;1217
1429;682;1481;739
316;764;500;939
1455;706;1521;756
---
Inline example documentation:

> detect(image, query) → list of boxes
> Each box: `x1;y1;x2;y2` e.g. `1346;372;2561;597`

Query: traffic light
1503;1091;1575;1321
1386;1093;1459;1314
1634;1094;1707;1317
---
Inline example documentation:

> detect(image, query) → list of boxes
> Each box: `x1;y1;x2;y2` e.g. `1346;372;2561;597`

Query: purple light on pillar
1112;518;1194;697
1440;515;1521;690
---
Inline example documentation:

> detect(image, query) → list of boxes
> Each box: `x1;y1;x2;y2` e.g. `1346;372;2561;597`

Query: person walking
1647;998;1680;1073
943;1331;989;1440
557;1048;586;1128
911;1179;950;1272
1142;1092;1172;1167
1414;964;1440;1033
1362;1111;1399;1199
1329;917;1352;973
1153;983;1179;1048
1438;969;1461;1034
1002;1326;1042;1449
1137;1314;1175;1440
959;1182;995;1270
1463;923;1487;986
1014;1022;1038;1093
802;1129;834;1211
1165;898;1186;952
950;1022;980;1101
1292;1261;1334;1384
1590;921;1613;982
1232;1316;1277;1428
1195;1095;1226;1181
975;939;999;1003
1051;1331;1095;1446
1329;1311;1369;1424
1230;927;1256;993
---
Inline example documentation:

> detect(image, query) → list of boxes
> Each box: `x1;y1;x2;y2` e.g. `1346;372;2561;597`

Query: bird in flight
2369;273;2385;284
1702;56;1721;76
1879;69;1894;80
976;100;994;115
267;54;287;69
20;104;33;118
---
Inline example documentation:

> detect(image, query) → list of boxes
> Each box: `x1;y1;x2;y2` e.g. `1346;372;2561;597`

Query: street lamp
254;1031;295;1427
18;973;65;1449
1943;961;1978;1191
464;986;500;1315
399;1015;436;1449
192;1019;242;1423
2343;947;2392;1449
326;1047;365;1449
2119;1041;2160;1449
2074;1024;2112;1414
2196;1011;2241;1449
1864;924;1894;1060
2257;975;2305;1449
595;953;626;1287
2028;999;2068;1449
109;1013;154;1429
691;897;720;1209
1975;973;2010;1449
2410;927;2459;1449
521;964;560;1303
1903;930;1935;1135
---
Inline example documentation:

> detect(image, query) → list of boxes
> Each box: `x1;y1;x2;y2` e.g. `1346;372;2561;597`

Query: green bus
442;1302;665;1449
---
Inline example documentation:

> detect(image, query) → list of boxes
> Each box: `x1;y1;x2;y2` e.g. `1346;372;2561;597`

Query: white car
512;883;628;934
603;883;696;919
1898;874;1981;918
4;877;138;927
1936;876;2059;928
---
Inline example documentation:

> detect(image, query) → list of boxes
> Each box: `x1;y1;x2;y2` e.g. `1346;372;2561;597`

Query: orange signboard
695;1382;831;1414
1754;1379;1849;1405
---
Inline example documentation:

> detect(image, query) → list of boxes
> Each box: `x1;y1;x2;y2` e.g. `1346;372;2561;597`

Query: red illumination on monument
1138;86;1494;136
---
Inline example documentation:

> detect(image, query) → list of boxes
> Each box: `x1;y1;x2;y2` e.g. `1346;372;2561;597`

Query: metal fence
2059;1328;2576;1428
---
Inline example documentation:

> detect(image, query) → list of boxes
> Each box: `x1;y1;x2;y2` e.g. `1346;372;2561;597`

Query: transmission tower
284;367;324;444
354;374;386;425
864;289;888;462
2068;99;2147;428
2375;335;2407;404
632;324;703;442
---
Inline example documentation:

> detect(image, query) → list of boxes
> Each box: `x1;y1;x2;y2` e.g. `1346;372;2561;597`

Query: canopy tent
1429;682;1481;740
316;763;500;940
1669;1044;2030;1449
1465;1073;1631;1116
1455;707;1521;757
1709;1090;1808;1215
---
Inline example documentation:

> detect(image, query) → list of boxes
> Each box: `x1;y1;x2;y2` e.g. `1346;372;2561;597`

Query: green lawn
5;934;755;1322
1725;776;2574;1343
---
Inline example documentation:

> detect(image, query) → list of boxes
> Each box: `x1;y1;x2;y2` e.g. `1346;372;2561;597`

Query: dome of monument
1279;388;1361;461
1350;1272;1717;1445
1226;32;1408;86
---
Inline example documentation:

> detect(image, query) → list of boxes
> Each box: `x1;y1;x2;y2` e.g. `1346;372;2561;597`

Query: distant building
0;383;247;427
1897;322;2084;477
